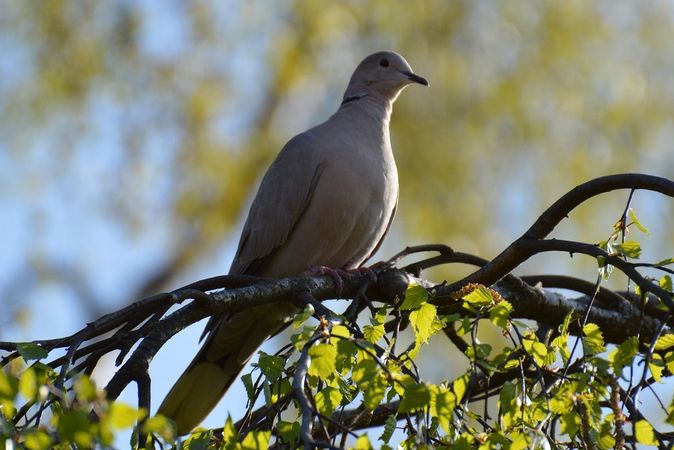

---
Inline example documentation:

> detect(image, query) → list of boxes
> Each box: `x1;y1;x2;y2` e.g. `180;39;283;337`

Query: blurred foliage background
2;0;674;426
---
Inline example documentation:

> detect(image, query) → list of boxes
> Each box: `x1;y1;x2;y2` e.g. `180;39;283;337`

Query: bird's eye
379;58;389;67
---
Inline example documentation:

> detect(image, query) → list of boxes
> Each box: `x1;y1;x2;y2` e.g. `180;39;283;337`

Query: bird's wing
229;131;324;276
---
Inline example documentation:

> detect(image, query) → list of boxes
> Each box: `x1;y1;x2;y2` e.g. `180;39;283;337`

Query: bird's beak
402;70;429;86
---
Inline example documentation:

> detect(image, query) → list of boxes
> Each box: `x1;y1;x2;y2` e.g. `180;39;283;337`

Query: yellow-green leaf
107;402;145;429
583;323;606;354
629;209;650;234
654;334;674;351
352;434;373;450
613;241;641;258
462;286;493;306
635;420;658;445
398;382;431;412
649;353;665;382
308;343;337;379
400;284;428;310
23;430;52;450
363;324;385;343
409;303;438;345
276;420;299;445
489;300;512;329
609;336;639;375
19;368;37;400
315;386;342;415
240;430;271;450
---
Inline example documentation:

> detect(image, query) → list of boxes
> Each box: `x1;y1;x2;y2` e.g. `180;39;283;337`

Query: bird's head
344;51;428;102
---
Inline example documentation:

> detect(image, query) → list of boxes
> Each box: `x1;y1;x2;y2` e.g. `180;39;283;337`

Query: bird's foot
309;266;350;296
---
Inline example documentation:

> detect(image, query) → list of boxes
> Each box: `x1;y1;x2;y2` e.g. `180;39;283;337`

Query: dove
158;50;428;434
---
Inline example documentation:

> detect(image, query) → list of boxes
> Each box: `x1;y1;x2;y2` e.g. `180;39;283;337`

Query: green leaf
655;334;674;351
629;209;650;234
660;275;673;292
331;324;351;339
635;419;658;445
276;421;299;445
292;304;315;328
489;300;512;329
336;338;358;374
609;336;639;375
598;419;616;450
142;415;176;441
258;351;285;383
582;323;606;354
74;375;97;403
399;382;431;412
23;430;52;450
509;432;529;450
649;353;664;382
0;370;18;399
240;430;271;450
56;410;93;447
363;324;385;343
612;241;642;258
315;386;342;415
498;381;516;412
656;257;674;267
19;368;37;400
462;286;494;306
183;430;211;450
665;351;674;375
400;284;428;310
431;386;456;433
308;343;337;379
409;303;438;346
241;373;254;400
16;343;48;361
107;402;145;429
222;415;237;444
352;435;373;450
452;375;468;403
522;333;553;366
379;414;397;443
352;359;386;409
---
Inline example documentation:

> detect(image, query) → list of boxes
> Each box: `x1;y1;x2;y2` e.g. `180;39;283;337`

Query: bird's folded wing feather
229;131;324;276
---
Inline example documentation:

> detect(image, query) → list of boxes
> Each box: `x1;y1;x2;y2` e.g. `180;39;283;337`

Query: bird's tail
157;305;291;435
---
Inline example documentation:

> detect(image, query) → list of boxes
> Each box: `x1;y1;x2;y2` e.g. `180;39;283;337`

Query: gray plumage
158;50;428;434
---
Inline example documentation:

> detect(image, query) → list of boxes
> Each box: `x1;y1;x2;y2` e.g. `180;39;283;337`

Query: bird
157;50;428;435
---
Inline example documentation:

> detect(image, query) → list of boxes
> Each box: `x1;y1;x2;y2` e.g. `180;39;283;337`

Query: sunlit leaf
240;430;271;450
629;209;650;234
635;420;658;445
276;421;299;445
315;386;342;415
654;334;674;351
608;336;639;375
400;284;428;310
399;382;431;412
582;323;606;354
612;241;641;258
489;300;512;329
308;343;337;379
462;286;493;306
363;324;385;343
107;402;145;429
409;303;438;346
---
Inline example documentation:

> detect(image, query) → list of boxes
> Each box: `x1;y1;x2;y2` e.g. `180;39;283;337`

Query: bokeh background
2;0;674;443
